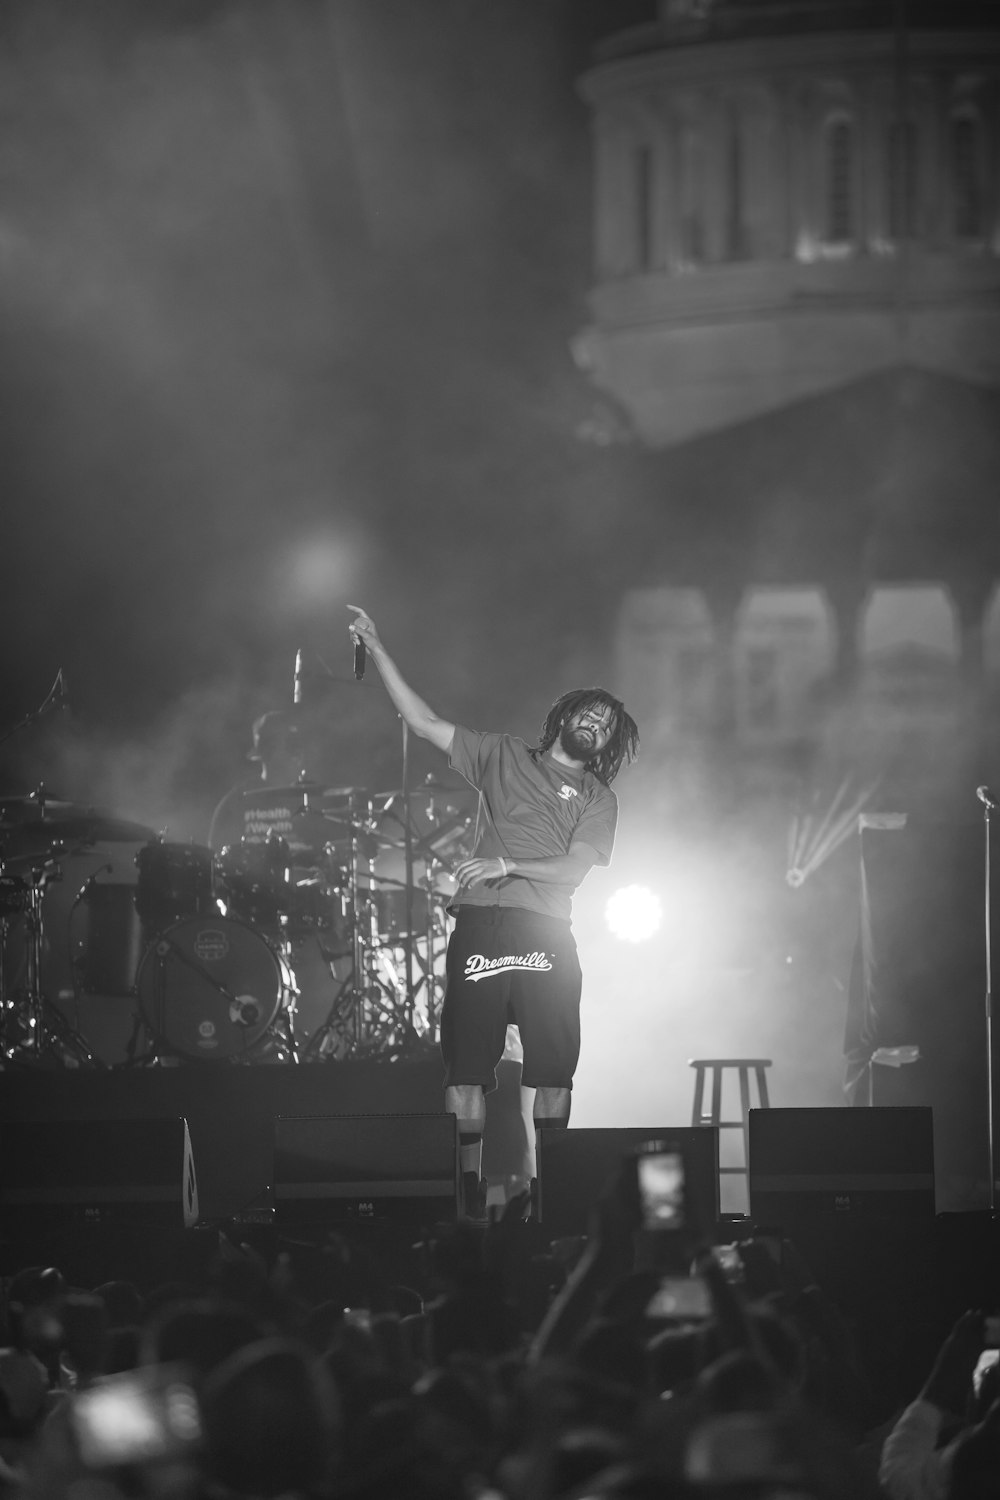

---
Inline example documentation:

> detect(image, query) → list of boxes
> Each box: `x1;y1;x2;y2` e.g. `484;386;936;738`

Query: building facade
574;0;1000;811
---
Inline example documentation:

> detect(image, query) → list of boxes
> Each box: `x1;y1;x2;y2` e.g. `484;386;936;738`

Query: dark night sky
0;0;619;830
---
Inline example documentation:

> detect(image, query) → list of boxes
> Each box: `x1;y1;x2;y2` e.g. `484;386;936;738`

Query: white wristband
498;856;509;877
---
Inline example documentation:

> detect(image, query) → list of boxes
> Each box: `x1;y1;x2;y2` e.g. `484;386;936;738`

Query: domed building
572;0;1000;815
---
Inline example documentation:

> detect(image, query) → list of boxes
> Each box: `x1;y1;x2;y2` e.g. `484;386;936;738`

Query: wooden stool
689;1057;772;1210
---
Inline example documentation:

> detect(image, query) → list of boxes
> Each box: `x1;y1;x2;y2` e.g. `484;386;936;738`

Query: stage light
289;535;356;602
604;884;662;943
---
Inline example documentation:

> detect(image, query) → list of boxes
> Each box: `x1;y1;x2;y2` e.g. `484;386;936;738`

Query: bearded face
558;707;614;764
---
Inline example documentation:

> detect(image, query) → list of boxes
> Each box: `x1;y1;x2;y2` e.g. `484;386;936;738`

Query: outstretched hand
921;1308;988;1415
347;604;383;654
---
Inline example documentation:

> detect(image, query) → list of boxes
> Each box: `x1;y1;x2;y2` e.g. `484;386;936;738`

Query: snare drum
135;841;216;926
135;914;292;1061
216;837;292;928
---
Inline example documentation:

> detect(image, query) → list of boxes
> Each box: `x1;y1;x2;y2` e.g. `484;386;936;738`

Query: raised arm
348;605;455;754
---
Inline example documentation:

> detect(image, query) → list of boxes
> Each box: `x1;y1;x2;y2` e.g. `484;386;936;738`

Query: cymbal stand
0;911;14;1057
0;670;65;751
2;857;100;1067
352;793;380;1050
401;720;416;1032
22;861;55;1058
354;819;424;1057
416;857;451;1042
307;792;388;1058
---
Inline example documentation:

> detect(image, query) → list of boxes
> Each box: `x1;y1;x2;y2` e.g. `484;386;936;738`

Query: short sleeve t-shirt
449;725;618;922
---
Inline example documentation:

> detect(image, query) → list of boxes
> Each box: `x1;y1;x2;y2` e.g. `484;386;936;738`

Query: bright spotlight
290;536;356;602
604;884;662;943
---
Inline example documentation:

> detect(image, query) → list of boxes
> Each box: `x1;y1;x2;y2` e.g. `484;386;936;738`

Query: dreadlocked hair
534;687;639;787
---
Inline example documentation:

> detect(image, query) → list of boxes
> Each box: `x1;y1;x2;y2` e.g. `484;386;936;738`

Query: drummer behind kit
0;777;474;1069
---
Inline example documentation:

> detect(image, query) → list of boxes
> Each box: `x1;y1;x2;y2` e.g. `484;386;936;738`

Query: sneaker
461;1170;488;1220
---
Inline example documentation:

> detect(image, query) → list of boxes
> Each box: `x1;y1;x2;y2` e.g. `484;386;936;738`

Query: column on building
702;577;745;742
823;578;864;696
673;85;707;266
983;73;1000;252
744;82;785;261
926;69;951;249
860;70;891;251
948;571;995;693
657;92;684;272
780;74;811;259
701;85;729;264
593;108;637;279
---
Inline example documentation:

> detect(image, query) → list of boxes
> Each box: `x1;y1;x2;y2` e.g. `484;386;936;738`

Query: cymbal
0;793;78;825
374;783;472;805
1;810;157;857
241;783;321;800
247;784;367;803
293;810;376;839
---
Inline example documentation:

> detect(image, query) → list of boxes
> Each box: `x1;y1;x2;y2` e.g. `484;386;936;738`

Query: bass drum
136;915;290;1062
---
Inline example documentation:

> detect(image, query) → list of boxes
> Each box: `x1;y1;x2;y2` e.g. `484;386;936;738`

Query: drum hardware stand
412;862;451;1042
287;775;468;1063
1;856;103;1068
262;975;299;1064
0;672;66;752
400;720;417;1033
304;791;411;1059
0;908;17;1059
977;784;998;1214
119;1007;161;1069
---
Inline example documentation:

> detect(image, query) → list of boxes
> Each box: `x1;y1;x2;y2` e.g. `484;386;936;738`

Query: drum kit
0;779;475;1069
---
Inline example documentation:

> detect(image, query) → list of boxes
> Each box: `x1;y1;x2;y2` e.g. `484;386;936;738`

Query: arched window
952;111;984;240
824;116;854;245
888;119;918;241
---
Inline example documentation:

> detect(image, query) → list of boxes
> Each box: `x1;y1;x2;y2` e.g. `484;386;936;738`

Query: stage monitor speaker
747;1107;939;1395
0;1117;199;1229
748;1106;935;1225
273;1113;459;1225
535;1126;720;1239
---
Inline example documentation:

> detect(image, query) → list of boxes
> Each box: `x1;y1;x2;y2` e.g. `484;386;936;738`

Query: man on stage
347;605;639;1216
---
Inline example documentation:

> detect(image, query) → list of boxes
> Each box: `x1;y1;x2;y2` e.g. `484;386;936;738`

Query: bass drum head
136;916;284;1061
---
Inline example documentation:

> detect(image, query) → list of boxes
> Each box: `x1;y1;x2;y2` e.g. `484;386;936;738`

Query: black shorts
441;905;582;1094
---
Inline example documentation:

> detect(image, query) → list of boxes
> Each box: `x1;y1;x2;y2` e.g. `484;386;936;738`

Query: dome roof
590;0;1000;60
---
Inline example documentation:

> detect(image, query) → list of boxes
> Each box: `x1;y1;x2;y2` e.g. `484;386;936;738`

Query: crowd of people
2;1155;999;1500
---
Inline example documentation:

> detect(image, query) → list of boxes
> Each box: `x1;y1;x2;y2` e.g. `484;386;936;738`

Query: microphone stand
0;671;64;750
982;792;996;1214
400;719;416;1033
